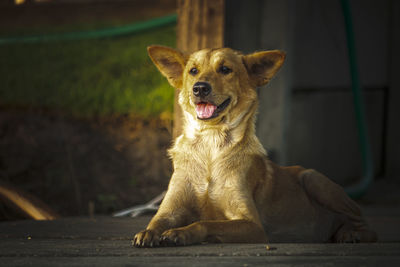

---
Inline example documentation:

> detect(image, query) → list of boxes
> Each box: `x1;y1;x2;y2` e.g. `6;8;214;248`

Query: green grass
0;25;176;118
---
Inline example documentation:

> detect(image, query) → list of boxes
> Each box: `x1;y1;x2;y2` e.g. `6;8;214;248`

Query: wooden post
174;0;225;138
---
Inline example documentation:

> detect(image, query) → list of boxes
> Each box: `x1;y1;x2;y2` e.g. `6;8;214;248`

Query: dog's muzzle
193;82;211;98
192;81;230;120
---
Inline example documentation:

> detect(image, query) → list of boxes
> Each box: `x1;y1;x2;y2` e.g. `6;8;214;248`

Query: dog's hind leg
299;169;377;242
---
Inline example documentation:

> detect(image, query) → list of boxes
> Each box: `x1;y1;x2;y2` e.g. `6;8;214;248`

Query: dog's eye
219;65;232;75
189;67;198;76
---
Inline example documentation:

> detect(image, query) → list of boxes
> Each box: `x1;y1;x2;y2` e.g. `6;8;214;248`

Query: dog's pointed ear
243;50;286;87
147;45;186;89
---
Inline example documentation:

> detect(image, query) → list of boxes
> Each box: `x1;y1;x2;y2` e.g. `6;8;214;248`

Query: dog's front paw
133;229;160;248
161;227;196;246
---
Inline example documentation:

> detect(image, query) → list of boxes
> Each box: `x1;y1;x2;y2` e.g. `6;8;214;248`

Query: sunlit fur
133;46;377;247
175;48;262;154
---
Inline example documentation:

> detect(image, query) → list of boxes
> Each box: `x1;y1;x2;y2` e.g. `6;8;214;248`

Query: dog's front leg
133;172;195;247
159;172;267;246
160;219;267;246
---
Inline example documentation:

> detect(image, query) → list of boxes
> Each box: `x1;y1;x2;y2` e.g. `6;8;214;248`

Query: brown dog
133;46;377;247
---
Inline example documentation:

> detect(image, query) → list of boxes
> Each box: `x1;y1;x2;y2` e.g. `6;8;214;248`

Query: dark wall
225;0;400;185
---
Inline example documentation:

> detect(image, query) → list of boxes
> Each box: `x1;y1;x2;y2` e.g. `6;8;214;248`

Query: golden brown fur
133;46;377;247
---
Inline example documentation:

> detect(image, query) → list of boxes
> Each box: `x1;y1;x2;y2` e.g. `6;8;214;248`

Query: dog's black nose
193;82;211;97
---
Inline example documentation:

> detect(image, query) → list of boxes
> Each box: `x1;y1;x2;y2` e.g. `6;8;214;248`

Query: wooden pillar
173;0;225;138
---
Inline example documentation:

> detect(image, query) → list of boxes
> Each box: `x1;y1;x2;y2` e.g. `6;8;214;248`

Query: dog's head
148;46;285;128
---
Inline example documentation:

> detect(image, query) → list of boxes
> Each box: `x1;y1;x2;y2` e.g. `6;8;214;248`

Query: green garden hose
340;0;374;198
0;13;177;45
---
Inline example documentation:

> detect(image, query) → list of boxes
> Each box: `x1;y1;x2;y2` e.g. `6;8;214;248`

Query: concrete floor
1;203;399;267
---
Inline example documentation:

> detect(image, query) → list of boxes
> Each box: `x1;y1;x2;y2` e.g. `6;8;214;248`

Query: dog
133;45;377;247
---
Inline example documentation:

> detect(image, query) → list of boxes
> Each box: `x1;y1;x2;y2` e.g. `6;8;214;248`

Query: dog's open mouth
195;98;231;120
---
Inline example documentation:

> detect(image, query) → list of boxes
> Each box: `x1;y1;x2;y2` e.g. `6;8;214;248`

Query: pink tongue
195;103;217;119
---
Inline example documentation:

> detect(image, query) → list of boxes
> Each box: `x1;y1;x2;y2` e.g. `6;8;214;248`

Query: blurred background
0;0;399;220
